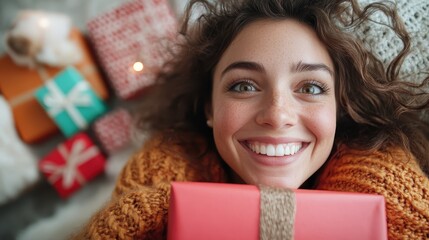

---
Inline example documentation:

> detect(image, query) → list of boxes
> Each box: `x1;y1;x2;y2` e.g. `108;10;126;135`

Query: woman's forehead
214;19;334;77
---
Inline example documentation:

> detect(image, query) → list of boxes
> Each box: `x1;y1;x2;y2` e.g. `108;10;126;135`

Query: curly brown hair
135;0;429;175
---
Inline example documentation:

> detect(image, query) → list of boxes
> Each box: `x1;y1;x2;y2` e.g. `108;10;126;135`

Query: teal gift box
35;67;107;137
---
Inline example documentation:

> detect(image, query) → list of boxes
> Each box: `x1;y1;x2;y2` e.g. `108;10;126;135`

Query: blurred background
0;0;188;239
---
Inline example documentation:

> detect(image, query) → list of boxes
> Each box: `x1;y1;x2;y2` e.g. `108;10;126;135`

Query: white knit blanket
0;96;39;205
353;0;429;82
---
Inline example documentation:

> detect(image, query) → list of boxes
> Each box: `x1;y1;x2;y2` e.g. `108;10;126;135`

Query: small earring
206;119;213;127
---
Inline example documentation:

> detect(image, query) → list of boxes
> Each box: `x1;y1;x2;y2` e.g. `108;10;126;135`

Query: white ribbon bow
44;80;92;129
41;139;100;188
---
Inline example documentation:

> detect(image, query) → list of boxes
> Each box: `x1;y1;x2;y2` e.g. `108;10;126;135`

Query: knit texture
71;132;228;239
0;96;39;205
316;145;429;240
72;133;429;239
352;0;429;83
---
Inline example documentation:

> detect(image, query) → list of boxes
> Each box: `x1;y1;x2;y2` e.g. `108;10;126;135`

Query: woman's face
208;19;337;188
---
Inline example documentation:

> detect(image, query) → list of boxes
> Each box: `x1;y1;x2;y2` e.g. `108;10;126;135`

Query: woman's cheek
307;105;337;144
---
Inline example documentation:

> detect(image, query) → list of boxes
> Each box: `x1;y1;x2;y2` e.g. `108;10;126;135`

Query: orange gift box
0;27;109;144
167;182;388;240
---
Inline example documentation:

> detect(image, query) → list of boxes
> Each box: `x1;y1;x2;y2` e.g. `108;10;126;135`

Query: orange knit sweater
72;133;429;239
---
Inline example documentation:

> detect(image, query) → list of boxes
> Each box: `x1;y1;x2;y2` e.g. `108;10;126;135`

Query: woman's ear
205;103;213;128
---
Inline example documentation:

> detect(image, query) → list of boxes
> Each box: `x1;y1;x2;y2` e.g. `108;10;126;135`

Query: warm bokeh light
38;17;50;29
133;61;144;72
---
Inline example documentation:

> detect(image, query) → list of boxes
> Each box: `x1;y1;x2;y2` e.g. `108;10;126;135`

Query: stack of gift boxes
0;0;177;199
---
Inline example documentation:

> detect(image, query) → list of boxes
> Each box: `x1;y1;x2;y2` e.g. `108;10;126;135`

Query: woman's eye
229;82;257;92
298;83;325;95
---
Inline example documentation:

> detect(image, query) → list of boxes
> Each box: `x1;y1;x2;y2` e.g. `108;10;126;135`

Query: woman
73;0;429;239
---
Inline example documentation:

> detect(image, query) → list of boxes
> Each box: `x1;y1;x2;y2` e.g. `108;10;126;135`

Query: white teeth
266;145;275;156
260;145;267;154
285;145;291;155
254;144;260;154
249;142;302;156
275;145;284;156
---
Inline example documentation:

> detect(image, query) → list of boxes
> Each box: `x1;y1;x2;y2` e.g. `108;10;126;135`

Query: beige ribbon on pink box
259;185;296;240
41;139;99;188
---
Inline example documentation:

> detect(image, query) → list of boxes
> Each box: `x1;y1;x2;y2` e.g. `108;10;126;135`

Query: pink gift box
93;108;133;154
168;182;388;240
39;133;106;198
87;0;177;99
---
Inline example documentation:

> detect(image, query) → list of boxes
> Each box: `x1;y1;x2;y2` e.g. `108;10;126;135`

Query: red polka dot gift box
93;108;133;154
86;0;178;100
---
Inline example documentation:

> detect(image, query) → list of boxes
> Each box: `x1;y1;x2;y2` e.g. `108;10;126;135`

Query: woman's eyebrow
221;60;333;77
293;61;333;76
221;61;265;76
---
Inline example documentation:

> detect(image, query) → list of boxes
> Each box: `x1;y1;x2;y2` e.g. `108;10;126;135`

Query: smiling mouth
246;141;303;157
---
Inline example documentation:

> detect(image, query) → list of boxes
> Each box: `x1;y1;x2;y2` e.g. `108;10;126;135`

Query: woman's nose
255;92;298;129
